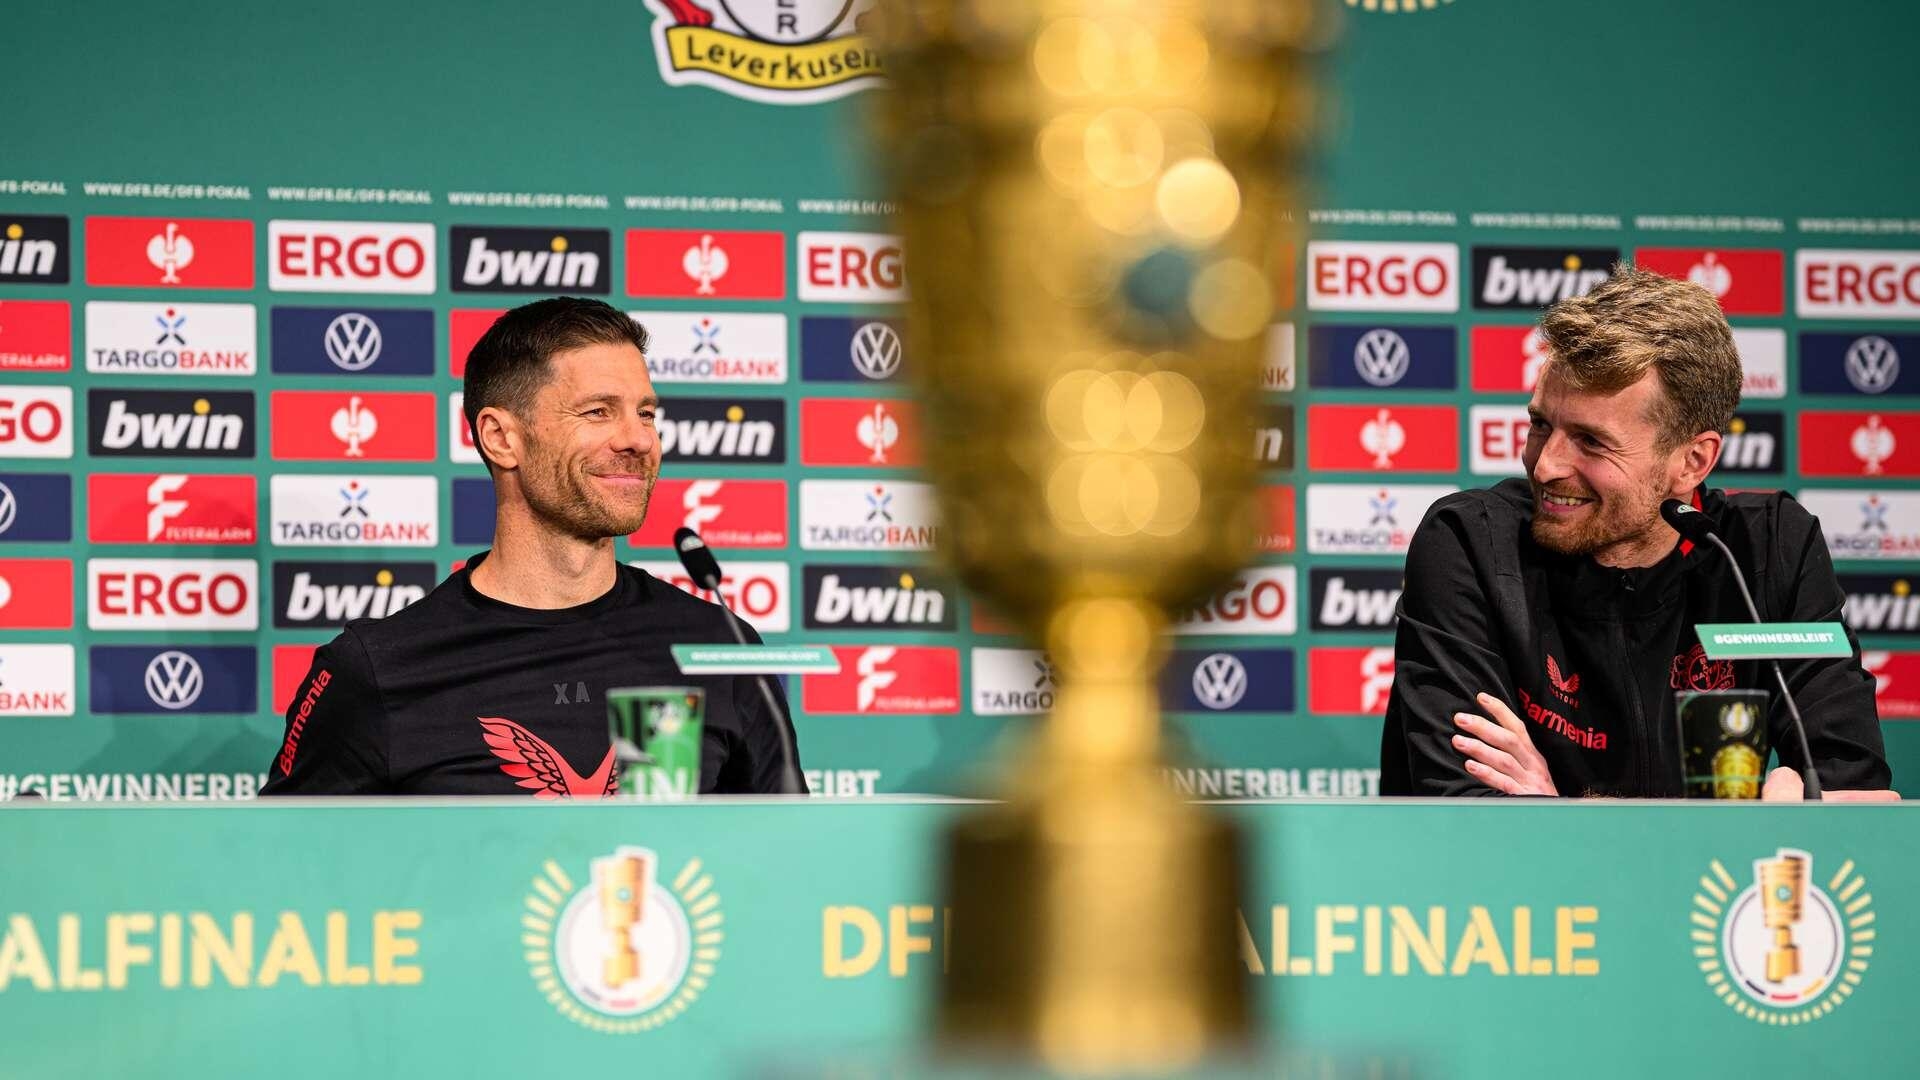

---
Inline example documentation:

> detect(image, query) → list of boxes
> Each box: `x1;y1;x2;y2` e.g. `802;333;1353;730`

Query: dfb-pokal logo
642;0;881;105
1690;849;1874;1024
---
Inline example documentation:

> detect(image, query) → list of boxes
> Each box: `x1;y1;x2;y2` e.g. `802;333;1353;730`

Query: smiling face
501;341;661;541
1522;364;1712;566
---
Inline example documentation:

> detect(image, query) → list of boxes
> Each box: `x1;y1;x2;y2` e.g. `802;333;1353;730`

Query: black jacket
1381;479;1891;797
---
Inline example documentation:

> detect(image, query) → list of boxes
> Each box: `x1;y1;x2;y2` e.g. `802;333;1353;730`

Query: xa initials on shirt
553;681;591;705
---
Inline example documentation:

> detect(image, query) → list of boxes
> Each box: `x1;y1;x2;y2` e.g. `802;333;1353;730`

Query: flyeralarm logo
800;398;919;467
636;312;788;384
86;389;253;459
1307;404;1459;473
1308;568;1402;631
803;565;955;631
657;398;786;464
272;561;435;628
0;473;72;542
84;301;256;375
1472;246;1616;310
0;387;74;459
1800;490;1920;561
1306;483;1455;555
0;558;74;629
629;478;788;549
1306;241;1458;313
798;479;938;552
0;299;71;370
87;473;257;544
269;391;437;461
86;216;254;289
1634;247;1784;316
1862;651;1920;716
627;229;784;300
87;557;258;631
1308;646;1396;715
1173;566;1296;636
1798;249;1920;320
1799;412;1920;477
0;644;76;716
1840;575;1920;636
797;232;905;303
631;558;792;634
268;220;436;294
800;317;904;382
1468;403;1531;476
1260;485;1296;554
0;215;69;284
270;475;439;548
803;645;960;715
271;307;436;376
452;226;611;294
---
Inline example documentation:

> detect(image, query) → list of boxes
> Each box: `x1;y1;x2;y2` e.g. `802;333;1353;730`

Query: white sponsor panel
1174;566;1297;636
1733;328;1786;400
1306;241;1459;313
84;301;257;375
0;386;72;459
268;220;437;294
797;232;906;303
629;560;791;634
1799;490;1920;561
0;644;76;716
1797;249;1920;320
1306;483;1455;555
1469;403;1532;476
449;392;481;464
269;474;439;547
799;479;940;551
971;647;1055;716
1264;322;1295;390
88;558;258;631
632;311;788;384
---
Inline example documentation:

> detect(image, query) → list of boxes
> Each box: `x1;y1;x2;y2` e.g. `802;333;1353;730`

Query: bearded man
1381;267;1892;799
265;297;802;796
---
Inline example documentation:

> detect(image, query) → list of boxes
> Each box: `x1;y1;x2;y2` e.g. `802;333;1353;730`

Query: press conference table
3;798;1914;1079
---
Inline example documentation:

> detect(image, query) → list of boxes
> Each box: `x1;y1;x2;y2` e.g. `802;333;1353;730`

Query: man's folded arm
260;631;391;796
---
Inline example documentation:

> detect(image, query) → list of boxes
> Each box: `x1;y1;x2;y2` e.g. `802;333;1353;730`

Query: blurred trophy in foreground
870;1;1319;1072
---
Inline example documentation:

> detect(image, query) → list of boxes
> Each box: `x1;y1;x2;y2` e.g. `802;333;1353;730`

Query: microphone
1660;498;1823;799
673;527;804;795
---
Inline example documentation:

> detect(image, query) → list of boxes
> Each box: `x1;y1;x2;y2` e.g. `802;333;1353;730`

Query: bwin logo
1319;577;1401;628
1481;254;1609;306
1845;581;1920;632
1845;336;1900;394
99;398;244;451
144;650;205;710
813;572;946;626
1719;417;1777;471
285;570;426;623
462;235;602;289
1192;653;1248;710
1254;423;1287;464
658;404;776;459
1353;329;1411;387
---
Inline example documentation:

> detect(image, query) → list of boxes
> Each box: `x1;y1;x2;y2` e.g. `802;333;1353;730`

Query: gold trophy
870;1;1320;1071
598;851;651;988
1757;849;1809;983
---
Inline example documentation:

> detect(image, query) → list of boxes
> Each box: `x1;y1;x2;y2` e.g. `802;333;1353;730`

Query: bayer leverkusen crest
644;0;882;105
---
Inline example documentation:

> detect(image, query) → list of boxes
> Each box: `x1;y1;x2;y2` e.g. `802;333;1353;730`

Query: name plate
671;644;841;674
1695;622;1852;660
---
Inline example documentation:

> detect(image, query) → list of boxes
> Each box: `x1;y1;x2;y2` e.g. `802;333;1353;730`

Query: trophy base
936;759;1251;1074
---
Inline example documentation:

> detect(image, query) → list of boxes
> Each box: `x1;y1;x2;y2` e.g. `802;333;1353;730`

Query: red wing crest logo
1546;654;1580;705
1671;643;1737;691
479;716;617;798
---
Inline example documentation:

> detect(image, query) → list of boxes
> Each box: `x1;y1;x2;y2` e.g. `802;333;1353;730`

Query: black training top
1382;479;1891;797
263;552;803;797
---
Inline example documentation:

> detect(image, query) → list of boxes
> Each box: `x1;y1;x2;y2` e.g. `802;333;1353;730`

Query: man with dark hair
264;297;803;796
1382;267;1894;799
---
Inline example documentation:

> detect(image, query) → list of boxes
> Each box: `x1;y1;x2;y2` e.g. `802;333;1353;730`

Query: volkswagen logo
1845;335;1900;395
144;650;205;710
1191;653;1248;710
324;312;384;372
1353;328;1411;387
850;321;902;380
0;481;15;536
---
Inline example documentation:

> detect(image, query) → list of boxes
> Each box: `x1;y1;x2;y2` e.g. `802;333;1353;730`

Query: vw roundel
89;645;258;714
271;307;435;376
1306;325;1456;389
1162;648;1295;713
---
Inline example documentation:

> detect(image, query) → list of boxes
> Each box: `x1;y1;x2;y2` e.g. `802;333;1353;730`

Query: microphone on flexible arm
1661;498;1823;800
673;527;804;795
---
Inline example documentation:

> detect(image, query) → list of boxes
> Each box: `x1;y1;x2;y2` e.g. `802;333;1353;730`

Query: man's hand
1452;692;1558;796
1761;767;1902;802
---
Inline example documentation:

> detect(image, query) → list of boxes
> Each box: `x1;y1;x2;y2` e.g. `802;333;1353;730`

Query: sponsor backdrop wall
1;0;1918;800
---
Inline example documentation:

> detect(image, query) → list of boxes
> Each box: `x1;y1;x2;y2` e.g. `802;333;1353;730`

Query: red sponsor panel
0;557;74;629
1307;646;1396;715
448;309;505;377
1260;484;1296;554
1863;651;1920;718
272;644;322;712
626;229;785;300
269;391;437;461
802;645;962;715
1307;404;1459;473
1634;247;1784;317
628;478;788;549
87;473;258;544
800;398;922;467
85;216;255;289
1469;325;1546;392
0;299;71;371
1272;243;1296;312
1797;411;1920;477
